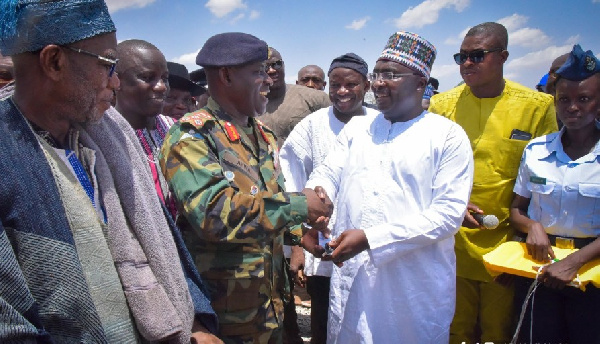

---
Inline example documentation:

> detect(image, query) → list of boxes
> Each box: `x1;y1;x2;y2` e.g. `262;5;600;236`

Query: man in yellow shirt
429;22;558;344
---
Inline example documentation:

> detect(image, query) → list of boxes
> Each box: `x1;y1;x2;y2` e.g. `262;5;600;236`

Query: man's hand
301;227;325;258
302;187;333;228
290;245;306;288
191;321;223;344
462;203;484;229
323;229;369;267
526;222;555;262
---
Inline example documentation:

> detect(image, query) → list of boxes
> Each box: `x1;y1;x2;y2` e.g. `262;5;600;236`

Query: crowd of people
1;1;599;344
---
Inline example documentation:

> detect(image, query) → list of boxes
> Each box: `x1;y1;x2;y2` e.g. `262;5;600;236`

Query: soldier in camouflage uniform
159;32;332;344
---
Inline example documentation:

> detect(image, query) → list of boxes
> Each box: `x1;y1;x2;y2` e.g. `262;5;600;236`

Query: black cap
189;68;207;87
196;32;268;67
328;53;368;78
167;62;204;96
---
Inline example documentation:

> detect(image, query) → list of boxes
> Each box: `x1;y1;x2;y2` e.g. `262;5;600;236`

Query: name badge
530;176;546;185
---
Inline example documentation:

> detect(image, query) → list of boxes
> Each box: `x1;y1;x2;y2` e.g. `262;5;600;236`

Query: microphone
472;213;499;229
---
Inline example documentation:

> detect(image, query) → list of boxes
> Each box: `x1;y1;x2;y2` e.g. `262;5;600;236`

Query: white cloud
593;0;600;3
445;14;553;49
510;28;551;49
249;10;260;20
345;17;370;30
205;0;247;18
430;63;459;78
171;50;200;66
393;0;470;29
497;13;528;32
565;35;581;45
230;13;246;24
506;44;572;70
444;27;470;46
105;0;156;13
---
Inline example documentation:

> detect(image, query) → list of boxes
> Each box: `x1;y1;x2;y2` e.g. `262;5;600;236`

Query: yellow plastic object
482;241;600;290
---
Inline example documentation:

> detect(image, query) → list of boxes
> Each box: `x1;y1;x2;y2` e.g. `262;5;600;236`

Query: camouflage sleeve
283;224;303;246
160;124;308;244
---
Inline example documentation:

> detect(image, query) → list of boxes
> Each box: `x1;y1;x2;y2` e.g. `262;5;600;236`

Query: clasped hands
301;187;369;267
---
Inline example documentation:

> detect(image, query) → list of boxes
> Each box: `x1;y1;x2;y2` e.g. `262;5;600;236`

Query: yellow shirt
429;80;558;281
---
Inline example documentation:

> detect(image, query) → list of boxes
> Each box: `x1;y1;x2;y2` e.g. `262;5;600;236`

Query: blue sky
107;0;600;92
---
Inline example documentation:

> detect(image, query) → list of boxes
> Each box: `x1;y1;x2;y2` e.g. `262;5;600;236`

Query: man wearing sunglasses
429;22;558;344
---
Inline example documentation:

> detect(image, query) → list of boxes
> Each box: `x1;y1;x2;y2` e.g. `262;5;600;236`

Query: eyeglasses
266;60;283;71
453;48;503;65
367;72;420;82
64;46;119;77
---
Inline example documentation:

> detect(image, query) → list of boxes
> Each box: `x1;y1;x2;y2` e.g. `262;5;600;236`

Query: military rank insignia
585;55;596;72
224;122;240;142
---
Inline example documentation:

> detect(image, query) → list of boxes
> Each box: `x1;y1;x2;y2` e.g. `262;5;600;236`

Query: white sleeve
364;124;474;267
279;119;313;193
305;126;351;201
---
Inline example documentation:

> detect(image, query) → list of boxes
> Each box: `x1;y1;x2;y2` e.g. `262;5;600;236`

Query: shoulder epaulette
255;118;276;142
255;118;273;133
180;110;215;129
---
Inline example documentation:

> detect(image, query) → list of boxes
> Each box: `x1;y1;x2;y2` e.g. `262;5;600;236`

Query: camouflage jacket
159;98;308;336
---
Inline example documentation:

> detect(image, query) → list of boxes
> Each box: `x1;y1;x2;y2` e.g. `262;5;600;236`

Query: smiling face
371;59;426;122
555;74;600;131
459;33;508;94
228;60;273;118
266;48;285;93
328;67;369;122
115;46;169;122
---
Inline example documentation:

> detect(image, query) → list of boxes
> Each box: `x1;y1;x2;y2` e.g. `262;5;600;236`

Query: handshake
301;187;369;266
301;186;333;231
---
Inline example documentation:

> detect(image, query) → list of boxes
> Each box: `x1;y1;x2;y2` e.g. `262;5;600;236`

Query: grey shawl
78;108;194;343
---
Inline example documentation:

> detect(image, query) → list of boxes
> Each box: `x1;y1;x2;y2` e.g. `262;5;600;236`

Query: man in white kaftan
306;31;474;343
280;53;379;344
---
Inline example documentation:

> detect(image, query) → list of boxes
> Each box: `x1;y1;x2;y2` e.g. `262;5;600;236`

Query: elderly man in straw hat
306;31;474;343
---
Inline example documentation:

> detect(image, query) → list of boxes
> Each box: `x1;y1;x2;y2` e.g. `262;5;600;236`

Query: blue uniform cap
196;32;268;67
537;73;549;87
555;44;600;81
0;0;116;56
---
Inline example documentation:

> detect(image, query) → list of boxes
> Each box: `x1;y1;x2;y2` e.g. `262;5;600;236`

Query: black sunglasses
64;46;119;77
453;48;503;65
266;60;283;71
